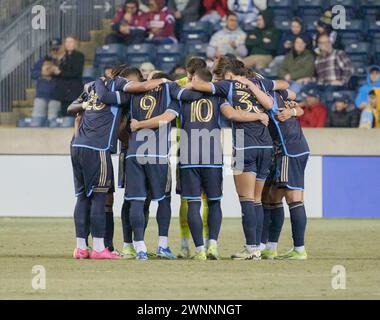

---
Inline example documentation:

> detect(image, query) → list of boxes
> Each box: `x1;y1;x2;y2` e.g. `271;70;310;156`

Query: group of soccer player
69;55;309;261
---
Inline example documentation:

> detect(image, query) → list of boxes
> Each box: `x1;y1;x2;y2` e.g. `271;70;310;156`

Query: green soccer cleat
121;246;137;259
231;246;261;260
191;251;207;261
261;249;278;260
276;248;307;260
177;246;191;259
207;244;220;260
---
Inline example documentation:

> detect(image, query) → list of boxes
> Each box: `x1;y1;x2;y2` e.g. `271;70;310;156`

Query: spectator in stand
207;12;247;60
201;0;229;25
314;34;353;98
55;35;85;116
105;0;148;45
146;0;177;44
278;35;315;95
355;66;380;110
140;62;156;80
312;11;343;52
168;0;201;38
325;93;360;128
243;10;281;69
31;39;64;122
298;88;327;128
170;64;187;80
359;89;380;128
227;0;267;25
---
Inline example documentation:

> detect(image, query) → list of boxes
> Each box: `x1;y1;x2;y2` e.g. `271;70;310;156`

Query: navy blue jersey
127;82;183;158
72;77;130;154
267;90;310;157
178;92;228;167
210;78;274;150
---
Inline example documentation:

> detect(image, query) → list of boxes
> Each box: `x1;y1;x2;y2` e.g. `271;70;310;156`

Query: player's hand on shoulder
277;108;293;122
130;119;140;132
259;113;269;126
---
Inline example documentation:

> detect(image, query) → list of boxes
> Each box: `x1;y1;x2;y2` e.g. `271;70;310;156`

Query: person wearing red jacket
105;0;148;45
146;0;177;44
200;0;229;25
299;88;328;128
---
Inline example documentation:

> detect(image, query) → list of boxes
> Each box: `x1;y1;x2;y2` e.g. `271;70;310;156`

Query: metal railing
0;0;119;112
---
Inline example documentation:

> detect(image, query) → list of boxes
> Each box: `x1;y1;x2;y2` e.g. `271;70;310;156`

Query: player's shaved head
151;72;173;81
194;69;213;82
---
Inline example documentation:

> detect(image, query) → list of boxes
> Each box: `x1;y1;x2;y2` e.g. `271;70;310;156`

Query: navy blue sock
129;200;145;242
104;204;114;251
268;203;285;243
254;202;264;246
187;200;203;247
289;202;307;247
240;200;257;246
74;193;91;239
144;197;151;230
156;197;171;237
207;200;222;241
261;204;272;244
121;200;132;243
90;193;107;239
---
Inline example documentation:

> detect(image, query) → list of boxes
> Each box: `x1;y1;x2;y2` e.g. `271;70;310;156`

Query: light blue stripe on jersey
233;146;273;150
180;165;223;169
228;83;233;105
285;185;304;191
126;154;170;159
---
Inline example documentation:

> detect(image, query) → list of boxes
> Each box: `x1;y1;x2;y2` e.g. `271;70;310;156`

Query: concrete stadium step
12;106;33;118
102;18;112;31
12;99;33;109
26;88;36;101
0;112;18;126
79;41;97;63
90;30;108;46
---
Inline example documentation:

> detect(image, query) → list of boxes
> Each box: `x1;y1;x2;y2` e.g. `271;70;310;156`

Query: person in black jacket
55;35;85;116
325;94;361;128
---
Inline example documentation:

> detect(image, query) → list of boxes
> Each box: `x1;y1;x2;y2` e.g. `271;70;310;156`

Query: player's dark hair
226;11;238;19
194;69;213;82
111;64;129;78
244;67;259;78
121;67;144;82
369;89;376;96
186;57;207;76
213;55;233;79
151;72;173;81
222;64;246;77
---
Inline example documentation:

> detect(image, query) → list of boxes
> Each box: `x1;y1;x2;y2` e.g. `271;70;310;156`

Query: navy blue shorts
232;148;273;181
267;153;309;190
71;147;114;197
180;167;223;201
124;156;171;202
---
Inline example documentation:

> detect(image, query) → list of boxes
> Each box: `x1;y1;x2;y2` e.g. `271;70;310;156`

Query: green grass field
0;217;379;300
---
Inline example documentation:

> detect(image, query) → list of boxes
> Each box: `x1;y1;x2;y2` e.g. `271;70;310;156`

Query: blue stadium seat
48;118;61;128
297;0;325;16
158;56;182;73
328;0;357;17
243;22;256;33
18;117;31;128
94;56;121;69
125;43;156;64
304;17;319;32
339;20;366;42
181;21;211;43
259;66;278;79
156;43;186;61
374;44;380;63
368;20;380;40
127;55;153;67
274;16;291;31
267;0;294;17
30;117;48;128
186;43;208;58
350;62;368;88
61;117;75;128
325;90;357;106
82;67;99;83
345;42;371;64
95;44;126;64
360;0;380;18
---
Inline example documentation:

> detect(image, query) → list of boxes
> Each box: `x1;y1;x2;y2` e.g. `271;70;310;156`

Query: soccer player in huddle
186;61;289;260
70;67;167;259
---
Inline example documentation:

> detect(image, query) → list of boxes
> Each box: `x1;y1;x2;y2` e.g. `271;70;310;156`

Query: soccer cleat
121;246;137;259
156;247;177;260
177;246;191;259
231;246;261;260
73;248;90;259
261;249;278;260
276;248;307;260
207;244;220;260
191;251;207;261
89;248;121;260
136;251;149;260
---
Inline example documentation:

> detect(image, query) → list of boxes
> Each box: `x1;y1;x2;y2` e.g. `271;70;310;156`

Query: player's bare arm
130;111;177;132
123;78;170;93
185;80;213;93
221;104;269;126
277;101;304;122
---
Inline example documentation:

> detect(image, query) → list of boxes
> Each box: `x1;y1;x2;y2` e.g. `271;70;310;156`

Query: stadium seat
360;0;380;18
304;17;319;32
325;90;357;106
82;67;99;83
157;56;182;73
374;44;380;63
350;62;368;88
345;42;371;63
181;21;211;43
30;117;48;128
368;20;380;40
186;43;208;58
17;117;31;128
94;56;122;70
156;43;186;61
125;43;156;64
274;16;291;31
259;66;278;79
297;0;325;16
61;117;75;128
242;22;256;33
267;0;295;17
95;44;126;64
338;20;366;42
